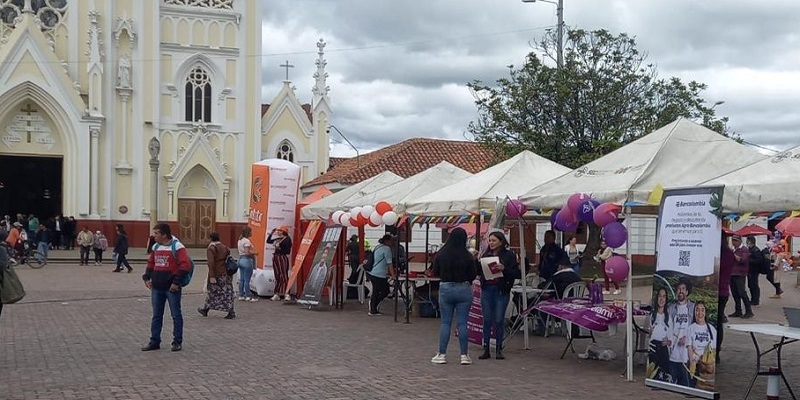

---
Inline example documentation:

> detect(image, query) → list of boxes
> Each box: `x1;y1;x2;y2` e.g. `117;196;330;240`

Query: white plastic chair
342;267;367;304
559;281;595;358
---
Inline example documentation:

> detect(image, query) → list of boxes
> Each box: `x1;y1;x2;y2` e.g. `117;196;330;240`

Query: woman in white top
648;287;672;382
564;235;581;274
237;226;258;302
688;301;717;388
594;240;619;294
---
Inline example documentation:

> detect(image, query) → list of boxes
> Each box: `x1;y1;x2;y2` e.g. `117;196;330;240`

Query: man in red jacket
141;223;191;352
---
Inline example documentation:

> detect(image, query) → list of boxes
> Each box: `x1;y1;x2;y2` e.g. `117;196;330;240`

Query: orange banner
248;163;270;268
286;220;323;296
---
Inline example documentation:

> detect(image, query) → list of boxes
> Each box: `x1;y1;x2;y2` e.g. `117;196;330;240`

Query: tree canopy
468;29;734;168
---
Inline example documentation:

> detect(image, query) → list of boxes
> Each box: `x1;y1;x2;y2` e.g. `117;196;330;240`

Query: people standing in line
745;237;762;306
717;236;734;364
729;235;754;319
667;279;695;386
429;228;477;366
564;235;581;274
266;226;292;302
367;234;394;316
595;240;620;295
649;287;672;382
538;230;566;282
113;224;133;273
77;227;94;266
93;230;108;265
237;226;257;302
141;223;191;352
34;225;50;263
198;232;235;320
477;231;521;361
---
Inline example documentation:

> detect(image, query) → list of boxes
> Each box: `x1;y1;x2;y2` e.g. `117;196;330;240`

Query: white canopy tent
518;118;766;383
301;171;403;220
340;161;473;211
702;145;800;213
405;150;571;216
520;118;766;208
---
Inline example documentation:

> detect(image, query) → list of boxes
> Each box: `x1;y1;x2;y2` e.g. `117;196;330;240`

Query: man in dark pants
745;237;762;306
729;236;754;319
367;234;394;315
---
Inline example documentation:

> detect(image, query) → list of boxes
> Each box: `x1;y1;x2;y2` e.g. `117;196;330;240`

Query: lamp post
522;0;564;69
328;125;360;169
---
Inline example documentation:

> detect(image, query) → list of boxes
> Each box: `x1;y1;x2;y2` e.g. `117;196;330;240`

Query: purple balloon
577;199;600;223
506;199;528;218
593;202;619;227
604;255;629;283
567;193;590;213
550;209;559;229
602;222;628;248
555;207;579;232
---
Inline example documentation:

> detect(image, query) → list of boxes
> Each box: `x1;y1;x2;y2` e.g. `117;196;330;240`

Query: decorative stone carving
117;57;131;88
312;38;330;106
163;0;234;11
113;15;136;49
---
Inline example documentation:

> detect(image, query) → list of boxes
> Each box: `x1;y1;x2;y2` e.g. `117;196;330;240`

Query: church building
0;0;331;246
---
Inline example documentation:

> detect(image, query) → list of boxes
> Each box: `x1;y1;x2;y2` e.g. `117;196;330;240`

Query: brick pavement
2;263;799;399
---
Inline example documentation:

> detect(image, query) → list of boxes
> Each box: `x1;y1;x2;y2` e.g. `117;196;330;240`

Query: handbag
1;267;26;304
225;255;239;276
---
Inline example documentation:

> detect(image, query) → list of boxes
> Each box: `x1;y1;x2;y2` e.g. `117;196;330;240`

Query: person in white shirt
648;287;672;382
688;301;717;388
236;227;258;302
667;279;694;387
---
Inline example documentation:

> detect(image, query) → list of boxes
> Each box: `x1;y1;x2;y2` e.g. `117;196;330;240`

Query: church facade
0;0;331;246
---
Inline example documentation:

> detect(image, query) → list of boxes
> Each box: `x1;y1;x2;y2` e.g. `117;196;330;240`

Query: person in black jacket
745;237;762;306
429;228;478;365
477;231;521;360
113;224;133;273
346;235;360;284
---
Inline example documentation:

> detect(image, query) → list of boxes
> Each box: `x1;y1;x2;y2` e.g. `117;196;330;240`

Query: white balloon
341;212;352;226
350;207;362;219
360;205;375;219
382;211;399;226
369;211;382;226
331;210;344;224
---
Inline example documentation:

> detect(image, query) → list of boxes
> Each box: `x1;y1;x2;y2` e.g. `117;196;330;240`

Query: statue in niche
117;57;131;88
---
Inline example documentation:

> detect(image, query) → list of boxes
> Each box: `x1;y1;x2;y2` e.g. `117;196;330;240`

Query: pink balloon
554;207;578;232
506;199;528;218
602;222;628;248
567;193;590;213
593;202;619;227
604;255;629;283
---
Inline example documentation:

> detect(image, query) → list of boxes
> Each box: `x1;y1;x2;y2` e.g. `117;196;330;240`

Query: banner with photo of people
645;186;723;399
298;226;343;307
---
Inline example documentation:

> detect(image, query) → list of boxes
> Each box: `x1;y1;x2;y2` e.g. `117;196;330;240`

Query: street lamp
522;0;564;69
328;125;360;168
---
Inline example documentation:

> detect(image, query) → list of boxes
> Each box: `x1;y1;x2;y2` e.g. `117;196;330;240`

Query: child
93;231;108;265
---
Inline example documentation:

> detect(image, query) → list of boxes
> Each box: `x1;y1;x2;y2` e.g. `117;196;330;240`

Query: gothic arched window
277;140;294;162
0;0;67;29
163;0;233;11
184;67;212;123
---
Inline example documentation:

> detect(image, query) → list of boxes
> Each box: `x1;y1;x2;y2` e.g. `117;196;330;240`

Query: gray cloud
261;0;800;156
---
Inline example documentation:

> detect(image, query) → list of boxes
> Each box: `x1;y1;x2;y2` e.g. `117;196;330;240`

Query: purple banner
535;298;644;332
467;282;494;345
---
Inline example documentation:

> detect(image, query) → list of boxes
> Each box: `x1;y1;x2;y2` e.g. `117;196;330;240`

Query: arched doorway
177;165;217;247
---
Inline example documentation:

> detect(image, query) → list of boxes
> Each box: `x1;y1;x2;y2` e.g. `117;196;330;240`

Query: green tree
468;28;734;169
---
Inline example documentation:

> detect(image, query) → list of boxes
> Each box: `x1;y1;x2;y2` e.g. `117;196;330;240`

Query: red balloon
375;201;393;215
593;202;620;227
357;213;369;225
349;216;361;227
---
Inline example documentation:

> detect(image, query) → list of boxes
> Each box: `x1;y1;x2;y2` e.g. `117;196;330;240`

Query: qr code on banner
678;250;691;267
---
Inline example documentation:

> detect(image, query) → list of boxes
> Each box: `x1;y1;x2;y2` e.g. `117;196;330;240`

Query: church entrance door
177;199;215;247
0;155;62;221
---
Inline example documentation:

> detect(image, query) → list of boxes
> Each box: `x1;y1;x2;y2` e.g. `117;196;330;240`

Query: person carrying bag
1;230;26;320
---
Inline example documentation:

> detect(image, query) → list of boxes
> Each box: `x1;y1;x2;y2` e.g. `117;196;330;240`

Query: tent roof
300;171;403;219
702;145;800;213
299;186;333;206
520;118;767;209
405;150;571;216
342;161;473;212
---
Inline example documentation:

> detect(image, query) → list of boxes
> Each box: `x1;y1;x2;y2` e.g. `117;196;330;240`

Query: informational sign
646;186;722;400
285;220;324;297
247;159;301;269
298;226;342;307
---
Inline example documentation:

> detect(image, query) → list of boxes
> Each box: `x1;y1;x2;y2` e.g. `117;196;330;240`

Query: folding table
727;323;800;399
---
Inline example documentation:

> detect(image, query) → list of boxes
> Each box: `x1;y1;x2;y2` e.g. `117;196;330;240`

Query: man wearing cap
729;235;754;319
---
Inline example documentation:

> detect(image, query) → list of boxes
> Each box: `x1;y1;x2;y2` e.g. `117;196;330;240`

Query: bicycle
13;241;47;269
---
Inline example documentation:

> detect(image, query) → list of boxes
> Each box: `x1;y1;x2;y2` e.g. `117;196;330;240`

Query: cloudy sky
260;0;800;157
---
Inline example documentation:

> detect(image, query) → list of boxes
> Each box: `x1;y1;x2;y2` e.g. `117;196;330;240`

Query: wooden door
177;199;216;247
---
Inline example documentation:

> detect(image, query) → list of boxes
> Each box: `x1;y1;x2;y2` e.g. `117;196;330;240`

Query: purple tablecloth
534;298;647;332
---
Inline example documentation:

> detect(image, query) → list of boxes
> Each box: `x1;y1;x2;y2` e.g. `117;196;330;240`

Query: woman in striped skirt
267;226;292;301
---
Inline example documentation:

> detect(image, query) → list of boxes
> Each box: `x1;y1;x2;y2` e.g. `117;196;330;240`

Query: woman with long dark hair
648;287;672;381
477;231;520;360
430;228;477;365
267;226;292;301
112;224;132;273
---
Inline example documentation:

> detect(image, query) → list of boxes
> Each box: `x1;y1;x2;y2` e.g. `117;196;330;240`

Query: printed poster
646;186;722;399
298;226;342;307
285;220;324;297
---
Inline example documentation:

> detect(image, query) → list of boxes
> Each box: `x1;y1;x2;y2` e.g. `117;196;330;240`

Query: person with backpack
197;232;235;319
366;234;394;316
745;237;763;306
142;223;192;352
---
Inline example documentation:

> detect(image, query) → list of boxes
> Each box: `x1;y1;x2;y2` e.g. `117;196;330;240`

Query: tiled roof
261;103;313;123
328;157;349;171
303;138;498;188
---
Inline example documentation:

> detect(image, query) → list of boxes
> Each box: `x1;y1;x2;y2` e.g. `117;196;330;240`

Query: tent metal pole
405;222;411;324
519;217;530;350
624;202;634;382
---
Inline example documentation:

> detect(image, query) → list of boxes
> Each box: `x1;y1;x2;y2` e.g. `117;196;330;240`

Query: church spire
312;38;330;107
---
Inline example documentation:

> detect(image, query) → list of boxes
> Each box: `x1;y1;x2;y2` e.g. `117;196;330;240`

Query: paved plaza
2;260;800;399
